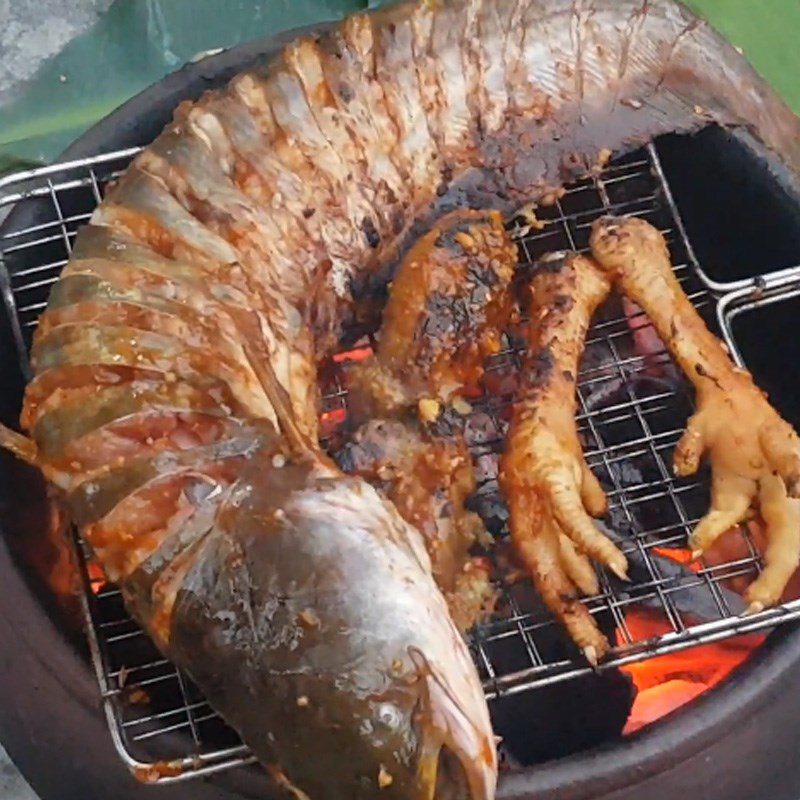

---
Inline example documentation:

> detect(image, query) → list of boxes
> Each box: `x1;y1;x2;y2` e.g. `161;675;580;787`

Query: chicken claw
350;209;516;421
501;253;627;659
590;215;800;611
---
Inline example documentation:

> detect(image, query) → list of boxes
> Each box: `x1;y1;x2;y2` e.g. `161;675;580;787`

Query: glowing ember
86;561;108;595
651;546;700;571
625;679;707;733
319;347;374;437
621;609;764;734
332;346;373;363
320;408;348;438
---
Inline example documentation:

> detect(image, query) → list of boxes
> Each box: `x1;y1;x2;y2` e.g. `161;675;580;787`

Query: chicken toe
507;489;609;659
689;471;754;555
746;474;800;610
559;534;601;597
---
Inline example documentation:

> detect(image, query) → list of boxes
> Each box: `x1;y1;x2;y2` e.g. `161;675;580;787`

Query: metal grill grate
3;143;800;784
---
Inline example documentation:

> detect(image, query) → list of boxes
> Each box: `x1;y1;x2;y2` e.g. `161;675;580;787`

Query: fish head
168;455;497;799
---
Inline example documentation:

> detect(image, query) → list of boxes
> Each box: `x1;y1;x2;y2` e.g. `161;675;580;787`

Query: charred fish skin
335;417;496;633
345;0;800;307
0;0;799;796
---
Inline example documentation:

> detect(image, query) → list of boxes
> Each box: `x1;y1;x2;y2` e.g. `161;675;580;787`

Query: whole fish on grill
2;1;800;797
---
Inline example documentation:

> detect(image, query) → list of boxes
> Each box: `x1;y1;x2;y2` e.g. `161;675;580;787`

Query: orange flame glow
333;346;373;363
621;609;764;734
86;561;108;595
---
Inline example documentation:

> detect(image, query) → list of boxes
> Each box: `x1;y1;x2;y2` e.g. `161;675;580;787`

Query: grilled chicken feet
350;209;516;421
591;216;800;614
500;253;628;662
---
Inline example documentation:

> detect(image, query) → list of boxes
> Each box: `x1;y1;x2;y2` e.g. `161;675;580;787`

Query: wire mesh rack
3;142;800;784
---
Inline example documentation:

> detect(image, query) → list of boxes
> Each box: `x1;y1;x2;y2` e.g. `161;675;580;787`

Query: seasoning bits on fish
378;765;393;789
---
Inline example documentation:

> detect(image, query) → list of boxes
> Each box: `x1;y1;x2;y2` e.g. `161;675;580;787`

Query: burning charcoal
333;419;413;475
463;410;506;450
584;373;682;413
605;459;647;490
474;453;499;485
427;404;471;439
605;505;640;539
491;671;634;766
467;482;509;538
598;521;746;620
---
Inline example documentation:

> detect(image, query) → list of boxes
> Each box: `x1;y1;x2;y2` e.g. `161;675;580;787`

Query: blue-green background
0;0;797;174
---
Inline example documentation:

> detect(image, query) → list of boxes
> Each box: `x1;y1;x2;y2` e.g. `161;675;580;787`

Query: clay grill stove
3;34;800;800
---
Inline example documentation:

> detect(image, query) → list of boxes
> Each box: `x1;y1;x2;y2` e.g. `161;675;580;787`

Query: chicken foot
591;216;800;614
349;209;516;423
500;252;628;663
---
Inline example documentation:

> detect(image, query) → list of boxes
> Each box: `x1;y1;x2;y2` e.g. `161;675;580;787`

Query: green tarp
0;0;797;173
